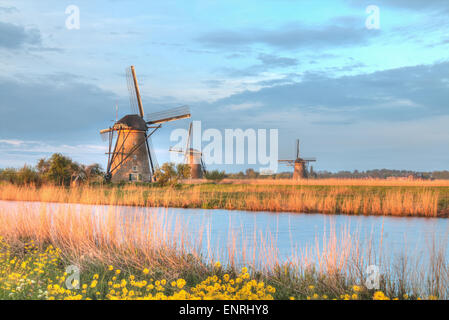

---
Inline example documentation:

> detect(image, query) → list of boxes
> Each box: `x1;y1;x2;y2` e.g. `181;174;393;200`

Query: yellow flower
93;274;99;280
108;265;114;271
177;279;186;289
352;285;361;292
214;261;221;268
143;268;149;275
115;269;121;275
90;280;98;288
373;291;390;300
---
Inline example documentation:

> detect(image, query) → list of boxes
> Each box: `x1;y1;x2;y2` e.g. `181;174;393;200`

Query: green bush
154;163;191;186
205;170;226;182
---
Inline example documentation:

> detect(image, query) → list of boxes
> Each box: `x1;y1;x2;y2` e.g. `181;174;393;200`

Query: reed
1;202;448;299
1;182;446;217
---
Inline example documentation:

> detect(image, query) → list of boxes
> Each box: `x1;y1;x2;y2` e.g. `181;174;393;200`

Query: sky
0;0;448;173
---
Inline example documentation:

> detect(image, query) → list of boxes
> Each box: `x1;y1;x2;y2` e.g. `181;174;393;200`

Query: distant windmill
100;66;191;183
278;139;316;179
169;122;206;179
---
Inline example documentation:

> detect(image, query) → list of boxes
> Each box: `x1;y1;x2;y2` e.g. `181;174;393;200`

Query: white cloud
225;102;263;111
0;139;25;146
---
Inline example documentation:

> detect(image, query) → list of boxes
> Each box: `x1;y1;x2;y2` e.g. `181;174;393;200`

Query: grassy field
1;179;448;217
1;203;447;300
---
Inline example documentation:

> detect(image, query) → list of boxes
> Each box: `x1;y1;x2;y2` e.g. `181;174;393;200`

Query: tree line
1;154;448;186
0;153;103;186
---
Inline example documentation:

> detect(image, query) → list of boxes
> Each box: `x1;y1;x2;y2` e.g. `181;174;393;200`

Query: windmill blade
100;128;114;142
184;122;193;163
130;66;145;118
169;147;184;153
200;157;207;174
296;139;300;159
126;67;139;115
147;137;159;171
303;157;317;162
146;106;191;125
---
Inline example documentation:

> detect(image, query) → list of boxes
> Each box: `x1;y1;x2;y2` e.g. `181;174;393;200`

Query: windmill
278;139;316;179
169;122;206;179
100;66;191;183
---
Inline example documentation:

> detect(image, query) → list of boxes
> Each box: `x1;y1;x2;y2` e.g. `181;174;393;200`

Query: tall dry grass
0;201;448;298
0;182;443;217
222;178;449;187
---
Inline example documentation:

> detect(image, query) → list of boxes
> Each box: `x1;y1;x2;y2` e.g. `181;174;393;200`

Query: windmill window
132;166;138;172
129;173;139;181
133;155;137;160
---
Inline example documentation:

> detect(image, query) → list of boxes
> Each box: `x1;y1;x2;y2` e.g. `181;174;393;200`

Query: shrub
154;163;191;186
205;170;226;182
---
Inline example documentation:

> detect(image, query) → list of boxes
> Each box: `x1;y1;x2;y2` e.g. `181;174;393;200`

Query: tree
154;163;192;186
0;168;17;184
245;168;259;179
205;170;226;182
17;165;41;185
37;153;80;186
176;163;191;180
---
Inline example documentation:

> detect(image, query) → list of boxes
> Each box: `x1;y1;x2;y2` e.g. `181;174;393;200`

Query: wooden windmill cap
114;114;147;131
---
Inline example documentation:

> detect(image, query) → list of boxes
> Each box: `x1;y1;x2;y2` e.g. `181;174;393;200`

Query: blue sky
0;0;448;172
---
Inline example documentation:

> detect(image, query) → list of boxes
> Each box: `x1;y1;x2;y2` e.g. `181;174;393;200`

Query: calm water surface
1;200;448;268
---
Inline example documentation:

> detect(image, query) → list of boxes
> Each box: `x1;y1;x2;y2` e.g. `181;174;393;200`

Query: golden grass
220;178;449;187
1;201;448;298
0;181;445;217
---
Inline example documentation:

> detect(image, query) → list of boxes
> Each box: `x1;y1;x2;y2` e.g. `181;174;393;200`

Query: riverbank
1;201;448;300
0;181;448;217
0;238;412;300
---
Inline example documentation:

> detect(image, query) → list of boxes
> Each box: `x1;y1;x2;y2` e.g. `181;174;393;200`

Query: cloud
0;139;25;146
222;53;299;77
199;61;449;127
225;102;263;111
0;140;108;168
257;53;298;68
196;17;378;50
0;6;19;14
0;73;118;143
347;0;449;11
0;140;106;155
0;21;41;49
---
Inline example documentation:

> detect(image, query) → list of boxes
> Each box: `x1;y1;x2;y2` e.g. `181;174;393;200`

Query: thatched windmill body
279;139;316;179
169;122;206;179
100;66;191;183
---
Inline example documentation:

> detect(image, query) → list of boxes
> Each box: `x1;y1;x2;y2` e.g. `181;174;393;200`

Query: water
1;200;448;270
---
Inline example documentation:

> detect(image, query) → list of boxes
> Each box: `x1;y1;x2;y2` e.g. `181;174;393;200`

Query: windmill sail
126;67;139;115
184;122;193;163
146;106;191;124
